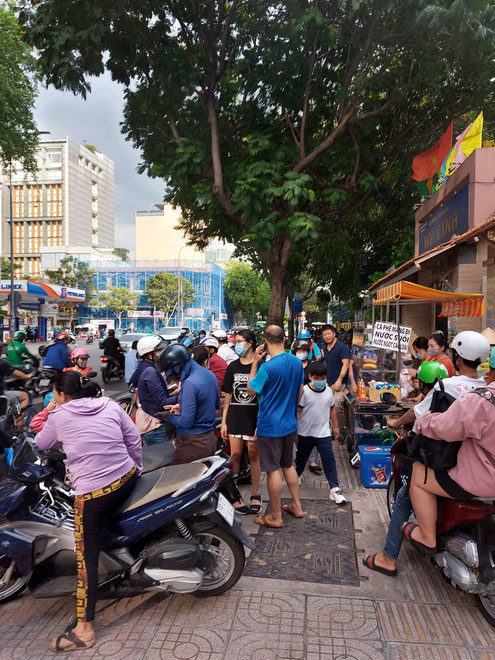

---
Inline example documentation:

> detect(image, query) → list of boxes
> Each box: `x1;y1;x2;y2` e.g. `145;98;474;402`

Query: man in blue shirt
43;333;70;372
320;324;351;438
247;325;304;528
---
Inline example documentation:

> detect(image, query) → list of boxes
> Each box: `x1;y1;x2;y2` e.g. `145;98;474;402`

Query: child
295;361;347;505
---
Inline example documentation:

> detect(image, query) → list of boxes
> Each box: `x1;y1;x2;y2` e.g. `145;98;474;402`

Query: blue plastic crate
358;445;392;488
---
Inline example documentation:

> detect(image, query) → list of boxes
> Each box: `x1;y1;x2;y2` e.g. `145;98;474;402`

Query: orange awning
374;281;484;318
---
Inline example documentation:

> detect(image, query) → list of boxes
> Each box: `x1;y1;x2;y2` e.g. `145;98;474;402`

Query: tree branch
300;29;320;159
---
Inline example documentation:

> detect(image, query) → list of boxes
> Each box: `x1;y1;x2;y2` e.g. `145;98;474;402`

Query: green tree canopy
19;0;495;321
0;3;38;170
224;261;270;326
144;271;195;326
97;286;137;328
45;256;96;304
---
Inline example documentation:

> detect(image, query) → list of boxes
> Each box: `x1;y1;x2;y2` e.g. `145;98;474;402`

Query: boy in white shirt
296;361;347;505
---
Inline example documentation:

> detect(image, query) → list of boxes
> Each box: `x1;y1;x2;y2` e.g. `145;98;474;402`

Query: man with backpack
362;331;489;576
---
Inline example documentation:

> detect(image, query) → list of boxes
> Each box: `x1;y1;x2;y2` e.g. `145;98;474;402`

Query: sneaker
329;487;347;506
298;474;304;486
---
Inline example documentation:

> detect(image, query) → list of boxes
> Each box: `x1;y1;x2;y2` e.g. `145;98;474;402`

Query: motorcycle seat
142;442;175;474
115;463;208;514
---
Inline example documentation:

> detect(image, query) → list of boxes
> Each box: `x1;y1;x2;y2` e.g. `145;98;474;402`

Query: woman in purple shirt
35;371;142;653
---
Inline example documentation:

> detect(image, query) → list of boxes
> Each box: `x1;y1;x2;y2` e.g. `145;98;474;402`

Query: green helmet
13;331;25;342
489;347;495;369
417;360;449;384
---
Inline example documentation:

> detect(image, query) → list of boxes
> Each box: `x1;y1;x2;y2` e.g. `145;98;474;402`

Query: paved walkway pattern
1;442;495;659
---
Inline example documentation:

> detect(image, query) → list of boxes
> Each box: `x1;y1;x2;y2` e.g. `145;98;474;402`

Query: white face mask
296;352;308;361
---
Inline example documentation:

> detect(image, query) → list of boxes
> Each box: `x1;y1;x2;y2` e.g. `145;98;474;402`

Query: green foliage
45;256;96;304
224;261;270;325
97;286;136;328
144;272;195;326
0;4;38;170
18;0;495;319
0;257;21;280
112;247;130;261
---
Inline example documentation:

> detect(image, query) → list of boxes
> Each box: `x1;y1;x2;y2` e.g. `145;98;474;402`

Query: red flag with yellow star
412;122;453;182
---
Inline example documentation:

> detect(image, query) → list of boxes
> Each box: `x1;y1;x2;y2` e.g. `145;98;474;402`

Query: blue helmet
297;329;311;340
490;347;495;369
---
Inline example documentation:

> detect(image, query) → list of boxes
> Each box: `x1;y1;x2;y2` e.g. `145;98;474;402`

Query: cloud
34;71;165;250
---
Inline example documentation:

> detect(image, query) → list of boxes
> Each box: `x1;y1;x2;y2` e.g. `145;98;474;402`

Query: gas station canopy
374;281;484;318
0;280;86;303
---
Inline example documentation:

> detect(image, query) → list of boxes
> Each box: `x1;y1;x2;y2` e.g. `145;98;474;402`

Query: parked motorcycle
0;437;254;604
388;433;495;626
100;355;124;383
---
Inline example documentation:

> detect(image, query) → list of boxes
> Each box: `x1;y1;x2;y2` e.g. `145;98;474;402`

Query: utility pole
9;167;15;337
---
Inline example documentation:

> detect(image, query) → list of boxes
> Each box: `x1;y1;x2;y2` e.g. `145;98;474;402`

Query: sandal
232;501;250;515
401;522;437;556
362;553;397;577
282;503;304;518
254;514;283;528
249;495;262;514
51;630;96;653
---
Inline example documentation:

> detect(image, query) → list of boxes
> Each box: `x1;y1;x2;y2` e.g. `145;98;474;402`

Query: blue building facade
78;260;230;332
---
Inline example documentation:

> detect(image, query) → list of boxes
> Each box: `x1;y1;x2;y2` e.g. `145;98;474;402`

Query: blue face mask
296;352;308;361
311;380;327;390
234;343;248;357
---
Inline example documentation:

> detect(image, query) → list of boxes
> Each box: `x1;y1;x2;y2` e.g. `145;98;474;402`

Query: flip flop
249;495;262;514
401;522;437;556
254;515;283;528
282;504;304;518
362;553;397;577
51;630;96;653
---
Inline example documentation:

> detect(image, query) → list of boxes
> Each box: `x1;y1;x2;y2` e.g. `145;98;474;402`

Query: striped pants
74;467;138;622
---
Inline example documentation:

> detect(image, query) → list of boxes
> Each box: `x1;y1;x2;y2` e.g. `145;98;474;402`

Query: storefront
0;280;86;340
370;147;495;337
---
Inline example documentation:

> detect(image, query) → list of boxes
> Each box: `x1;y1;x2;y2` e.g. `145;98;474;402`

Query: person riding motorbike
64;348;93;377
6;331;38;368
128;335;177;445
43;332;71;372
101;329;125;372
159;343;220;464
297;328;322;361
405;333;493;555
212;329;238;364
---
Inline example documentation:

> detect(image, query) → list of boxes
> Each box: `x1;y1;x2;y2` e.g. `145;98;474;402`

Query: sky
34;71;165;251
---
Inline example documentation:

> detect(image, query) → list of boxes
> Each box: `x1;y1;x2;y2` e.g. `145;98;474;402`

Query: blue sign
418;184;469;254
19;302;41;311
293;300;303;314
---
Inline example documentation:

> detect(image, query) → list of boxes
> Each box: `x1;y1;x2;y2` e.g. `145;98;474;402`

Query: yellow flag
461;111;483;158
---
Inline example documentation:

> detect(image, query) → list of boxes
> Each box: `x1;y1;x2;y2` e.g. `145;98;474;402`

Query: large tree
19;1;495;322
45;256;96;303
224;261;270;326
97;286;137;328
144;271;195;326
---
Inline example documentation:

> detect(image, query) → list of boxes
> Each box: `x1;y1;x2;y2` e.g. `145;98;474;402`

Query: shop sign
153;311;165;317
371;321;412;352
128;310;151;318
58;304;78;314
186;308;205;316
418;184;469;254
19;302;41;311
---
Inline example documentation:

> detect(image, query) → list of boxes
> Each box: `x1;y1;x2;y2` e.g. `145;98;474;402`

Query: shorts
435;469;473;501
230;434;256;442
257;431;297;472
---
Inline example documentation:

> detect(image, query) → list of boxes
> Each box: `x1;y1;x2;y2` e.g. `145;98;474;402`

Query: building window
46;148;62;164
13;222;24;254
28;221;43;253
28;185;42;218
46;220;63;246
26;257;41;278
13;257;23;272
91;181;98;196
12;186;24;218
47;184;62;217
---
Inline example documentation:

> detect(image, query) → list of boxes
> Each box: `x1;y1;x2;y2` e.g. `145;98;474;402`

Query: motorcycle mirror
380;391;398;405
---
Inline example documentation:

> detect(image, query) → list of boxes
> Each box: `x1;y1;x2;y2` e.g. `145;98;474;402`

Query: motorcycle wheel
0;560;28;603
195;525;245;597
387;475;395;518
102;369;110;384
237;445;252;485
477;594;495;628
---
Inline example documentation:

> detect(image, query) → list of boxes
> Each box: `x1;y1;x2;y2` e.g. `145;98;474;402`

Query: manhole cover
244;499;359;586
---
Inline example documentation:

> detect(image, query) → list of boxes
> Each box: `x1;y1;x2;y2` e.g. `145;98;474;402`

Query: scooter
388;433;495;627
100;355;124;383
0;437;254;604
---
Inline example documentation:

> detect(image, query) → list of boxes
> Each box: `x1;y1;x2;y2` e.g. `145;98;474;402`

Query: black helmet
158;343;191;372
291;339;310;353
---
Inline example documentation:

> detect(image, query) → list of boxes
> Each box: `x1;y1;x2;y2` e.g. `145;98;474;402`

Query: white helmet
212;329;227;341
200;336;219;348
137;335;163;357
451;331;490;362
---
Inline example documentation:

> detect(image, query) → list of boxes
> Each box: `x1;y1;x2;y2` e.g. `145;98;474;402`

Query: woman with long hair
35;371;142;653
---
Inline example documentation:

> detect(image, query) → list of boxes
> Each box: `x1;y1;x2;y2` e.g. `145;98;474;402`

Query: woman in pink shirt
35;371;142;653
405;347;495;555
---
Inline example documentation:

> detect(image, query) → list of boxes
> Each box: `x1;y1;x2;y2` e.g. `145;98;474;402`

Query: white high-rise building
1;138;115;277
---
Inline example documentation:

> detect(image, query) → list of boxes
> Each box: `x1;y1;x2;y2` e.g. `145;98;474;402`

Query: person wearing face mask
200;336;228;393
426;331;455;377
128;335;177;446
412;336;428;362
221;329;262;514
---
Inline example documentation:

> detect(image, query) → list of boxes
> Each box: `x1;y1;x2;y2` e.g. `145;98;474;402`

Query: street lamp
177;245;187;327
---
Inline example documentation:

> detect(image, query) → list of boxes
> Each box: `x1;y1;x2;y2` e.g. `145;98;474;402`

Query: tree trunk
264;236;293;327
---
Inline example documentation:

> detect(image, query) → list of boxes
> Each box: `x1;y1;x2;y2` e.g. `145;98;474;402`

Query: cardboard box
368;386;401;403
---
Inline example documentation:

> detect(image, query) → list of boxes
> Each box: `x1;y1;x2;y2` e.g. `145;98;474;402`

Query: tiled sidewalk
1;442;495;659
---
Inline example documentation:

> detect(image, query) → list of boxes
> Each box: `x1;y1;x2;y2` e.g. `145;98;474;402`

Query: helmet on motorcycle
490;347;495;369
417;361;449;384
212;329;228;341
137;335;164;358
297;329;311;340
200;336;219;349
56;332;69;342
71;348;89;361
13;331;25;342
180;334;194;348
291;339;310;353
158;343;191;372
450;331;490;363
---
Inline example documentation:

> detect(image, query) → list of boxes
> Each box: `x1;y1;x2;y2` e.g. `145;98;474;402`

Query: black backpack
407;379;460;480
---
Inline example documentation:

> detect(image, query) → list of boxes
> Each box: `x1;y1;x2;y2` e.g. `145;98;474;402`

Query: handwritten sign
371;322;412;353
